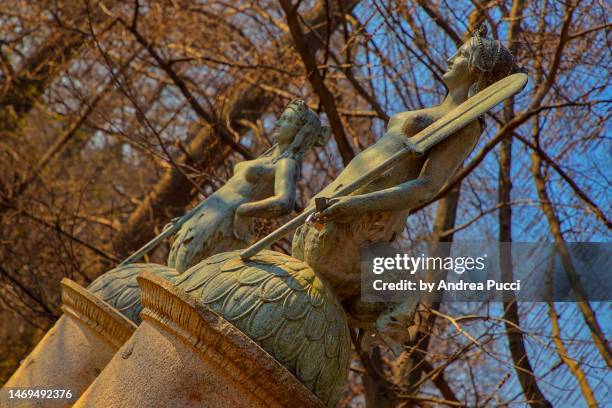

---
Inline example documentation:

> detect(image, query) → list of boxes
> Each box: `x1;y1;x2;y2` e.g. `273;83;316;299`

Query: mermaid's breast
243;162;274;183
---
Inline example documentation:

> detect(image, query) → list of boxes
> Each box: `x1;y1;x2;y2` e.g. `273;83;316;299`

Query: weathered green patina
174;250;351;408
88;263;178;324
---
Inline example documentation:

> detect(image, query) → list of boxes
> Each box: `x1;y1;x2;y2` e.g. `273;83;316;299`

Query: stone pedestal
2;279;136;407
74;272;325;408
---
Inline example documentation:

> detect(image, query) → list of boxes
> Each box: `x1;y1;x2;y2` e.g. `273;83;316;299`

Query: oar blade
413;73;528;154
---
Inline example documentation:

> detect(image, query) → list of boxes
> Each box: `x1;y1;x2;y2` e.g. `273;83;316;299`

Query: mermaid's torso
167;158;276;272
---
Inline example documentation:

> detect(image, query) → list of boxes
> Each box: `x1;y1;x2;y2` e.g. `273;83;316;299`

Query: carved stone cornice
137;272;325;408
60;278;137;349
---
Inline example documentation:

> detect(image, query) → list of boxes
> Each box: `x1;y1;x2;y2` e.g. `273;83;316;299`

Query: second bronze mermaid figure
89;100;330;321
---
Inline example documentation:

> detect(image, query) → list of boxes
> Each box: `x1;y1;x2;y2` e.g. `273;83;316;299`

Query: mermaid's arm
236;158;298;218
317;122;480;221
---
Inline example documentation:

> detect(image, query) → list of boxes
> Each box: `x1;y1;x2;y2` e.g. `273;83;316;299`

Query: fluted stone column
74;272;325;408
2;279;136;407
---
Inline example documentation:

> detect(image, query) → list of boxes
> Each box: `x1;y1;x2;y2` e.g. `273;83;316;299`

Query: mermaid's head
273;99;330;160
443;25;526;96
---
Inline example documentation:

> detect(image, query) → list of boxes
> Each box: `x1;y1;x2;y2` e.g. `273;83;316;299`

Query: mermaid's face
273;107;302;147
443;40;476;89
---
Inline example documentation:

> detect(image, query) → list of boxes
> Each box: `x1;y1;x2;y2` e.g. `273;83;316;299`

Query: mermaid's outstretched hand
314;196;363;223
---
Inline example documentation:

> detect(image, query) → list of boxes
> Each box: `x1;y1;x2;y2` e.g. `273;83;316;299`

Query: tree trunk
499;1;552;407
